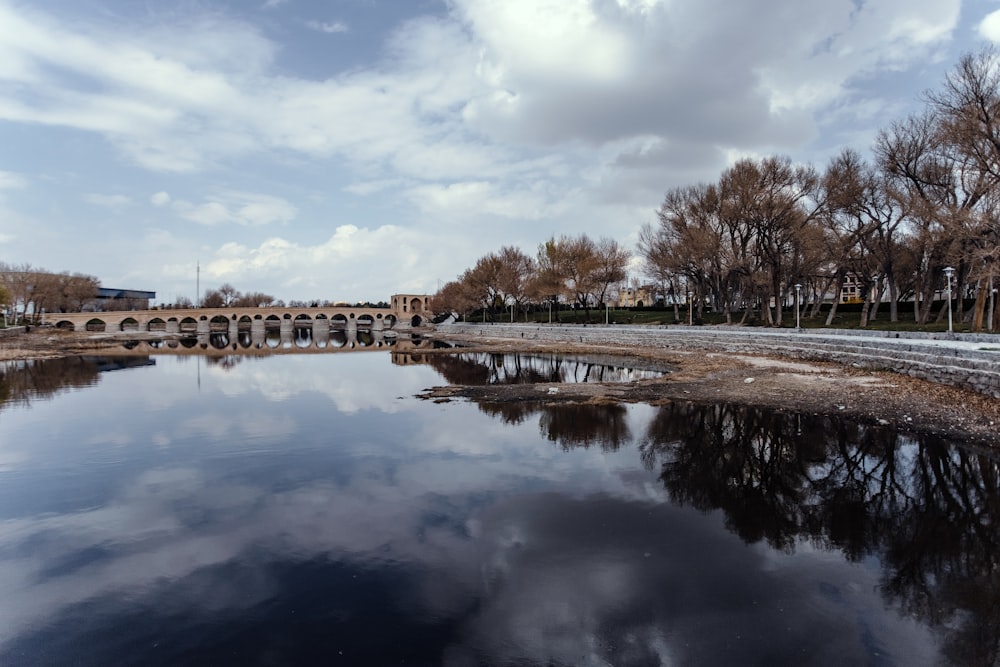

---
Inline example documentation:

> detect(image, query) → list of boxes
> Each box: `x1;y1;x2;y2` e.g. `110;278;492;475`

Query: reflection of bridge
99;329;441;356
49;294;433;334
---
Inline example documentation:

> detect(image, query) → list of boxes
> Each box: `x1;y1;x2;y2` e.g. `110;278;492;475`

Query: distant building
92;288;156;311
612;286;655;308
840;274;876;304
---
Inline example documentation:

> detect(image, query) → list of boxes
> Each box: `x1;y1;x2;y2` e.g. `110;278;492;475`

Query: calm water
0;349;997;666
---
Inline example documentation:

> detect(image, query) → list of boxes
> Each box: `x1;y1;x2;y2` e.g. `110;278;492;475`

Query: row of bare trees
639;48;1000;330
435;235;630;322
0;263;100;323
435;49;1000;331
199;283;277;309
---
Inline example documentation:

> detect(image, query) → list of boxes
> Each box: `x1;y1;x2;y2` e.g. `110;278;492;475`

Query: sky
1;0;999;305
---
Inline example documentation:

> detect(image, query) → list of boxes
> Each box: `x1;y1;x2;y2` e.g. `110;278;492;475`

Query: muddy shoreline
418;332;1000;447
3;328;999;446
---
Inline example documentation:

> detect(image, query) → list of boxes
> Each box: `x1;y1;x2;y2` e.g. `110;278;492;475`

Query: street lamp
794;283;802;329
943;266;955;333
687;291;693;325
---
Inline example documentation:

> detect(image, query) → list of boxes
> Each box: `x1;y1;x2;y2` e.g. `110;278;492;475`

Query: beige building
612;286;655;308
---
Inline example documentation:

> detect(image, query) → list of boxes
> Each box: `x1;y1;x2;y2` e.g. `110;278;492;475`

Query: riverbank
3;326;999;446
421;324;1000;447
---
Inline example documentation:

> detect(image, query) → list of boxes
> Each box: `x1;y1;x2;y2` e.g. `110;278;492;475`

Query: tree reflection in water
476;400;631;452
425;352;662;386
639;401;1000;667
0;356;151;409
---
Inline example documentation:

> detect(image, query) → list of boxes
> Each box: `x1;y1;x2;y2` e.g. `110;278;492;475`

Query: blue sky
0;0;998;304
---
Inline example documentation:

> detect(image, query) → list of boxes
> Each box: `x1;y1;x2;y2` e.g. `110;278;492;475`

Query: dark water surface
0;351;997;666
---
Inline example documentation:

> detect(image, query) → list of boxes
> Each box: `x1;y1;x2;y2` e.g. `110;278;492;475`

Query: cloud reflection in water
0;353;992;665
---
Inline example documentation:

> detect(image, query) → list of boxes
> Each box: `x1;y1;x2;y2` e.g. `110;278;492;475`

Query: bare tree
433;279;479;320
925;47;1000;330
495;246;537;320
719;156;822;325
592;237;630;310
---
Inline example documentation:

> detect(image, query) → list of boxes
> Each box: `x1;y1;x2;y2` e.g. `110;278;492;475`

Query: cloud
0;0;961;188
199;223;455;297
84;193;131;209
171;191;297;226
406;180;572;221
0;0;977;302
306;20;348;34
262;0;288;8
979;9;1000;42
0;171;26;189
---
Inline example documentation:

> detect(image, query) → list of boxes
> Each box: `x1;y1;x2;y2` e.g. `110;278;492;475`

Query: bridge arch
149;317;166;332
86;318;106;332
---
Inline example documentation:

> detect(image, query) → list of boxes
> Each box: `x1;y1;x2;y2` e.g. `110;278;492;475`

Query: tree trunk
859;290;872;328
972;279;986;332
888;277;899;322
934;299;947;324
811;275;835;318
825;279;843;326
990;276;1000;331
917;284;934;324
771;280;782;326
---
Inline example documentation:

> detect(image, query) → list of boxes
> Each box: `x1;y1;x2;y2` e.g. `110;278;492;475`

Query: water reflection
423;351;665;385
0;356;153;409
639;402;1000;667
97;330;435;357
0;354;996;665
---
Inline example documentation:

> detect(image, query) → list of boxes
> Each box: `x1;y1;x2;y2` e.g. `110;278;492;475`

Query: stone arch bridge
50;294;434;334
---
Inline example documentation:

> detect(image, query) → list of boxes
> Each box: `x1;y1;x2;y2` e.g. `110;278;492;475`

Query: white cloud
306;20;348;34
151;191;171;207
172;191;297;226
0;170;26;189
263;0;289;8
84;193;131;208
979;9;1000;42
406;180;572;221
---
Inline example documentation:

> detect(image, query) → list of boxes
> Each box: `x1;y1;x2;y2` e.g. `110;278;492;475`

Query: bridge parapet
50;299;433;333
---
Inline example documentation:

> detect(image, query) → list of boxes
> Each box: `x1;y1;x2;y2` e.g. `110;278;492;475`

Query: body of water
0;349;997;666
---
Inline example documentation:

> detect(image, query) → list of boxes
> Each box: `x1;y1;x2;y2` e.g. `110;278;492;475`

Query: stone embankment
439;323;1000;399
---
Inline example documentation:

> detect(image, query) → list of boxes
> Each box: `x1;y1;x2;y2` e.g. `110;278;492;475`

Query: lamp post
548;299;552;324
605;303;609;325
794;283;802;330
687;291;693;325
943;266;955;333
